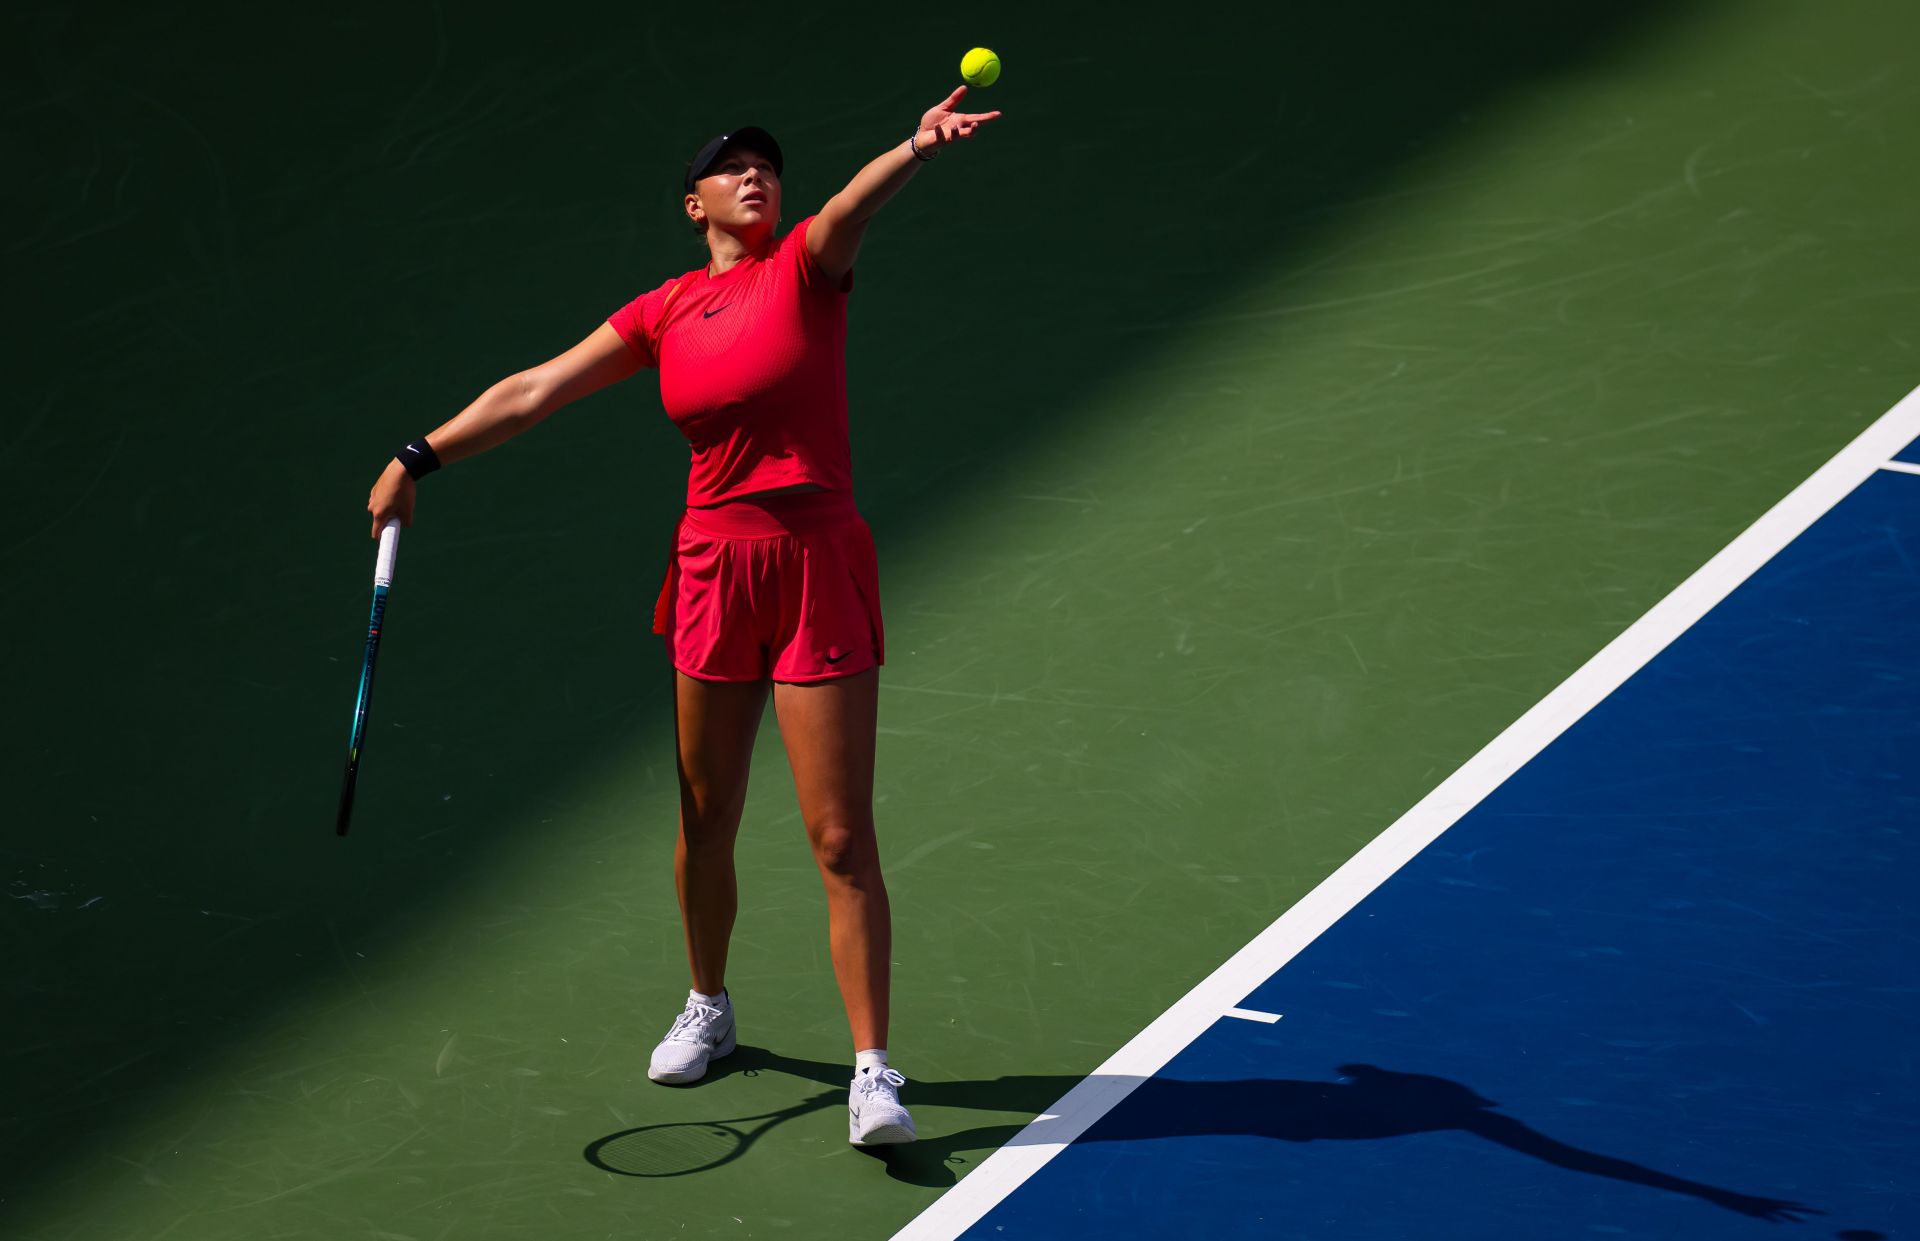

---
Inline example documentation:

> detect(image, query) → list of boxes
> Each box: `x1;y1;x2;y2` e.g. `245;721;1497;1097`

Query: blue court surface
909;430;1919;1239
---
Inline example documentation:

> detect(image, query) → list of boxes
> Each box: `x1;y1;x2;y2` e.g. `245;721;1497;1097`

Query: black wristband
396;438;442;480
909;132;938;162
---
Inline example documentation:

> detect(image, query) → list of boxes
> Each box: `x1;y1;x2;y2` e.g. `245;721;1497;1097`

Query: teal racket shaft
338;518;402;836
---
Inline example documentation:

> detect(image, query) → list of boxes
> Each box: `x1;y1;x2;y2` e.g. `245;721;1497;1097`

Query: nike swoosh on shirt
703;304;732;319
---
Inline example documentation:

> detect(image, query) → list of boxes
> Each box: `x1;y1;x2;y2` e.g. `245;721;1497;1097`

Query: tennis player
365;86;1000;1146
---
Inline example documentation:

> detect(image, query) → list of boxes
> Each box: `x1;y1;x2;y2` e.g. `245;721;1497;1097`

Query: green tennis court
6;3;1917;1236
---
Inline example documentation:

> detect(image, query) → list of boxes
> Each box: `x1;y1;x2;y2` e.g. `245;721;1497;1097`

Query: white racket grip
375;519;402;587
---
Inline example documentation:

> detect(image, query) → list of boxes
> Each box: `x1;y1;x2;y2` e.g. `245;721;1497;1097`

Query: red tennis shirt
608;214;855;507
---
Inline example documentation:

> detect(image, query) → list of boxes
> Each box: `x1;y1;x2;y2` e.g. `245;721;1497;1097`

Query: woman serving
365;86;1000;1146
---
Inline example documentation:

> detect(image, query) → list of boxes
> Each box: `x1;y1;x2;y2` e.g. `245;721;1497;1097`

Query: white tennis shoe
647;994;735;1084
849;1065;916;1145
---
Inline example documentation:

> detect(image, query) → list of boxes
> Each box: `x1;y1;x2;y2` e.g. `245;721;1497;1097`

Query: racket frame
337;519;401;835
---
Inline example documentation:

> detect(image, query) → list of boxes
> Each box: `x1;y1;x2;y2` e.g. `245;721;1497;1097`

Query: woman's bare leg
771;667;889;1051
673;671;770;995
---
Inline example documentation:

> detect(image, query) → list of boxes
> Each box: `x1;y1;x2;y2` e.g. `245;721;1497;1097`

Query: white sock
855;1048;889;1073
691;989;727;1007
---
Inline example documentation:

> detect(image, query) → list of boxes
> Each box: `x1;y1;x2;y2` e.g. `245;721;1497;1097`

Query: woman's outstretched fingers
951;113;999;143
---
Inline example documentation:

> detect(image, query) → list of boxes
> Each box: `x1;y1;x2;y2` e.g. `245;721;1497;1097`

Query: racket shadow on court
584;1088;842;1178
617;1053;1836;1226
583;1046;867;1177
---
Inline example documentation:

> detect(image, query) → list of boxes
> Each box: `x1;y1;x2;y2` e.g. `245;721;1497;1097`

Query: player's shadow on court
592;1050;1824;1225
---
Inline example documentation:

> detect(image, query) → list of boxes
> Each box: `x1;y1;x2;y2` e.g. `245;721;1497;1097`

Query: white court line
1882;459;1920;477
892;383;1920;1241
1224;1008;1283;1025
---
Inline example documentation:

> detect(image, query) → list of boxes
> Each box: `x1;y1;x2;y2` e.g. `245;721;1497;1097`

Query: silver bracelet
909;132;938;161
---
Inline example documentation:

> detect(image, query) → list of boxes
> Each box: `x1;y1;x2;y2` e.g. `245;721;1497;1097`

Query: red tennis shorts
651;490;885;683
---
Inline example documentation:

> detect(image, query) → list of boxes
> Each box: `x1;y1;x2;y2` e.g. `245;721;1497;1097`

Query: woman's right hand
367;459;417;538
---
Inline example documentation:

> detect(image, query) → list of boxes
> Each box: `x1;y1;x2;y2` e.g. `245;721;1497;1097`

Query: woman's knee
678;795;744;857
807;813;878;879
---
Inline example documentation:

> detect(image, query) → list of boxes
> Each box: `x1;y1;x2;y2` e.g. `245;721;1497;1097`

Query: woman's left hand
915;85;1002;153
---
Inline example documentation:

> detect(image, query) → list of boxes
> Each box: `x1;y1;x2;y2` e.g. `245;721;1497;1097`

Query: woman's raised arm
807;86;1002;281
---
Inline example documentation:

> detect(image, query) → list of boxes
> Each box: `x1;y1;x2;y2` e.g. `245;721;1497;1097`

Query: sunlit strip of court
892;380;1920;1241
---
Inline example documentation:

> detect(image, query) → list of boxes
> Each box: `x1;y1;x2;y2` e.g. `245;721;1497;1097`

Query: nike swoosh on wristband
703;304;731;319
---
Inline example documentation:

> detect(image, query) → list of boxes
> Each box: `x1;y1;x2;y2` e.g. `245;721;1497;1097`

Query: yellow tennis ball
961;47;1001;88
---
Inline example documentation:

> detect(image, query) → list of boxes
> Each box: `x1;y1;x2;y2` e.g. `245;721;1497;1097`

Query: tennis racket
337;518;401;836
584;1093;833;1176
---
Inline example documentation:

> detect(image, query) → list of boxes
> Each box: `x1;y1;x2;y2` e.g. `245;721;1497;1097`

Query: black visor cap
684;127;783;193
